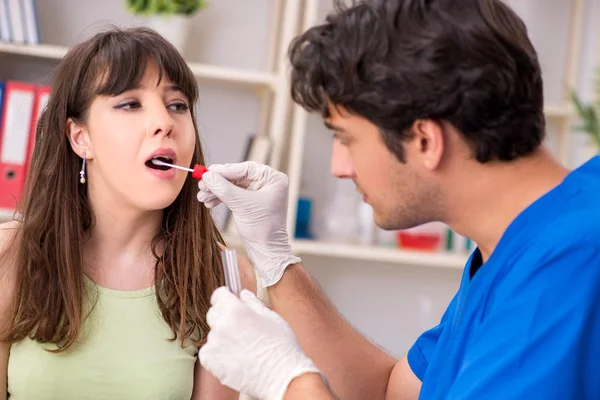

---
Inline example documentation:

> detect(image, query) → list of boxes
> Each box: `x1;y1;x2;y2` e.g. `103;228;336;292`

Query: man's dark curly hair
288;0;545;163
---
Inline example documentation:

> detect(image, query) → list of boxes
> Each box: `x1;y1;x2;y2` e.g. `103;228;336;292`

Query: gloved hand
199;287;326;399
197;162;301;286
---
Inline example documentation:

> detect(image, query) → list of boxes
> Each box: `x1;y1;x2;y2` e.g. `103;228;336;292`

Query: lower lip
146;166;177;179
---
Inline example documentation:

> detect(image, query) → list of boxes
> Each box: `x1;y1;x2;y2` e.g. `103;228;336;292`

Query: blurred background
0;0;598;357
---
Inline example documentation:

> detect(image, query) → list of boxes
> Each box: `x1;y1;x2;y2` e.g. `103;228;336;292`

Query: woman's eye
115;101;141;111
169;102;189;113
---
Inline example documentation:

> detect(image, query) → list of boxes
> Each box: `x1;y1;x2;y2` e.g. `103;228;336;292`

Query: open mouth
145;156;173;170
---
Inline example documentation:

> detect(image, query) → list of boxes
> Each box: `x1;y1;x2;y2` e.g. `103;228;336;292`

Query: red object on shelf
397;231;442;252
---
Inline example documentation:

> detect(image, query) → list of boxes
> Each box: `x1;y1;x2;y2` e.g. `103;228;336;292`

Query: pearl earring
80;152;86;184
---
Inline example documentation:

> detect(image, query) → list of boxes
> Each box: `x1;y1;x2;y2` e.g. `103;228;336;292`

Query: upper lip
146;147;177;164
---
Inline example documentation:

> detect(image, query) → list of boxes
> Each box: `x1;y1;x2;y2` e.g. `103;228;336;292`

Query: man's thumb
201;171;240;201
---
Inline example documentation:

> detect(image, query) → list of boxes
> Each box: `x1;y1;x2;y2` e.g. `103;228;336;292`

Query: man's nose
330;141;355;179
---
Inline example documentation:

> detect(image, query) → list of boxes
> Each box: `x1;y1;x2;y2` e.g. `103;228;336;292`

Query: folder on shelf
0;81;5;132
20;0;39;45
0;0;11;42
6;0;24;43
26;85;51;173
0;81;36;210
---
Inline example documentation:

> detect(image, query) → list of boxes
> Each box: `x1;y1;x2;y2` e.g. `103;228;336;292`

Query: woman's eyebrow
164;84;184;94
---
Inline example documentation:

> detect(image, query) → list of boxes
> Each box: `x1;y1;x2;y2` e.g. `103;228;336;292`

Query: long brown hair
0;27;225;351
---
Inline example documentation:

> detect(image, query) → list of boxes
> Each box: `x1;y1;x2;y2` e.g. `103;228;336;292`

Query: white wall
2;0;598;358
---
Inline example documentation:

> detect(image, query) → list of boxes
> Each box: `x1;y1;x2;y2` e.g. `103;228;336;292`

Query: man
196;0;600;399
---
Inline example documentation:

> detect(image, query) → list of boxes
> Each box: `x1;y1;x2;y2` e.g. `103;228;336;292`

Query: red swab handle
192;165;208;180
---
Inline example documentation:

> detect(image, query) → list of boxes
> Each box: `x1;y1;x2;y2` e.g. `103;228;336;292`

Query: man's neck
444;148;570;262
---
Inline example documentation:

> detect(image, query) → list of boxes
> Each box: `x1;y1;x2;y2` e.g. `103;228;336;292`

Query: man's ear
66;118;93;159
409;119;445;170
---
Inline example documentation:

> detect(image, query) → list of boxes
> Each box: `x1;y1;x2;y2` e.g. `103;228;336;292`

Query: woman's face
71;62;197;213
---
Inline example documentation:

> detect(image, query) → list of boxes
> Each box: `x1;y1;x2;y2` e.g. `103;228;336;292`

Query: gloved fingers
201;171;247;202
207;162;259;182
197;180;221;207
205;305;219;328
196;190;217;203
240;289;277;319
198;180;208;192
204;165;254;191
198;337;223;379
199;341;241;393
210;286;237;306
240;289;262;307
205;286;239;326
204;198;222;209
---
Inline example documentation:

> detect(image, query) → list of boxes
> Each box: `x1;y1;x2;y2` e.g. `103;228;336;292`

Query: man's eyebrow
324;121;345;132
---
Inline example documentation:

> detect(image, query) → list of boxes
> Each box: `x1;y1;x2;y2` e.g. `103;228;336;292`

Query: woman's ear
66;118;93;159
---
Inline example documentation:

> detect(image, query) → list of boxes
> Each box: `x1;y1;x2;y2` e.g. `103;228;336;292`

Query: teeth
147;156;173;170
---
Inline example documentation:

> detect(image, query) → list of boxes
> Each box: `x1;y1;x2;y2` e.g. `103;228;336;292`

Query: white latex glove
197;162;301;286
199;287;326;399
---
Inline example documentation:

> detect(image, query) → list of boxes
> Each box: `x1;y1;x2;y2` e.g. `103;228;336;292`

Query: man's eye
333;134;349;146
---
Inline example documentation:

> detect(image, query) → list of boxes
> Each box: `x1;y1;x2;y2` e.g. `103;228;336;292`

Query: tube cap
192;165;208;180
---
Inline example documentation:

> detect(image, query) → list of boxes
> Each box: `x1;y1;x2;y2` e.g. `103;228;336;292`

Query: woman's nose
148;103;174;137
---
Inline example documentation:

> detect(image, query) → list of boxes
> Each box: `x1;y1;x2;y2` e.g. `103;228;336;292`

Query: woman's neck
83;195;163;290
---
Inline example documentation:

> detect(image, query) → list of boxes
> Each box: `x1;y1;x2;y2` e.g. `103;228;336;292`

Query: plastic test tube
221;248;242;296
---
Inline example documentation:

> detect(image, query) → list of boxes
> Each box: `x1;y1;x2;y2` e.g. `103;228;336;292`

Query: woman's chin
139;194;181;212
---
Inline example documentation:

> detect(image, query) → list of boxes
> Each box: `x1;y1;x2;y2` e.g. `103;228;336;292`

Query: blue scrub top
408;156;600;400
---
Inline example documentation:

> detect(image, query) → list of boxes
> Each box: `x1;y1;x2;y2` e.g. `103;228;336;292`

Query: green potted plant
571;68;600;152
126;0;208;53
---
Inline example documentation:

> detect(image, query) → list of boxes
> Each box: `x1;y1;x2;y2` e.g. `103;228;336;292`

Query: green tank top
7;277;198;399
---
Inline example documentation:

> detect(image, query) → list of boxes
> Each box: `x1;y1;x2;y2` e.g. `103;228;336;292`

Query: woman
0;27;255;399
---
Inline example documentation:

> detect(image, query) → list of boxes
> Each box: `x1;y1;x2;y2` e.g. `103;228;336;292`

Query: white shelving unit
0;41;281;89
222;231;467;269
292;239;466;269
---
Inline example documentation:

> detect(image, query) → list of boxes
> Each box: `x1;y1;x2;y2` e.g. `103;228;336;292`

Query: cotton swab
151;159;208;179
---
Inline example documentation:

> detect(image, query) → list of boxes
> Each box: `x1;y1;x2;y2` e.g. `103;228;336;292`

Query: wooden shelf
0;42;278;89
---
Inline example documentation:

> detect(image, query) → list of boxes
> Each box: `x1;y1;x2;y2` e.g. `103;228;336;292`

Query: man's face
326;105;439;230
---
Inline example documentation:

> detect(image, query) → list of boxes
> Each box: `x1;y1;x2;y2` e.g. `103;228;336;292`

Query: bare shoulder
236;253;257;295
0;220;19;241
0;221;19;396
0;221;20;307
0;221;19;268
